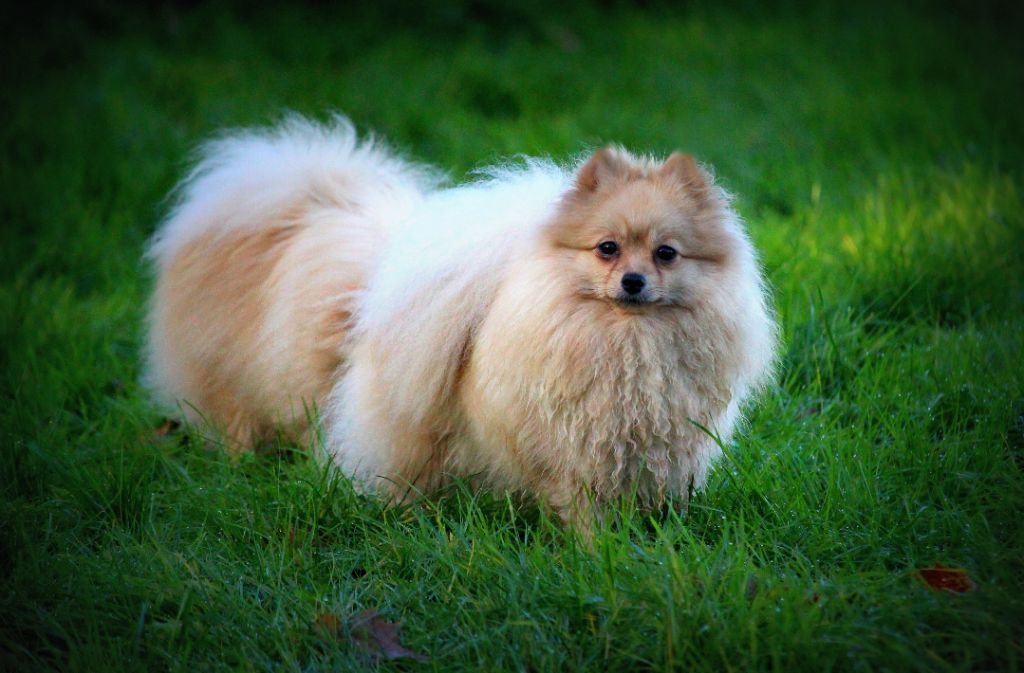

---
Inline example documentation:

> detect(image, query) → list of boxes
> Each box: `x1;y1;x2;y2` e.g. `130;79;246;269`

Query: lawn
2;2;1023;671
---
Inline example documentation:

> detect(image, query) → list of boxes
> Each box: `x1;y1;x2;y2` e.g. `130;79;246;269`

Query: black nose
621;272;646;295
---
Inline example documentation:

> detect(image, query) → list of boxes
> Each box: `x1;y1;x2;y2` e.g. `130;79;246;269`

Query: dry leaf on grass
315;609;430;663
917;563;976;593
314;612;342;639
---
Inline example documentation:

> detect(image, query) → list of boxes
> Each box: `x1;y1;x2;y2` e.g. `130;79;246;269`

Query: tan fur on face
547;149;739;311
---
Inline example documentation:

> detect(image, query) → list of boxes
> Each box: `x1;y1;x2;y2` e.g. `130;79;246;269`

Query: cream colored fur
145;116;777;525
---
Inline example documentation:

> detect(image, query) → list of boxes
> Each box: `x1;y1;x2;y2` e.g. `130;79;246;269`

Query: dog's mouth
614;293;657;307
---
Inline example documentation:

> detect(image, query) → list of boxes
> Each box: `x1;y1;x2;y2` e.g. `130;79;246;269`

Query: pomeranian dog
145;116;777;525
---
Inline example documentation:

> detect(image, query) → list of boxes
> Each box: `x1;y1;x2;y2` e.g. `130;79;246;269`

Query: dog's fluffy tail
143;115;436;447
146;114;437;266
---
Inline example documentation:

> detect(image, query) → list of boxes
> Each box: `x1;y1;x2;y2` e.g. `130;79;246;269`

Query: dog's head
545;147;738;312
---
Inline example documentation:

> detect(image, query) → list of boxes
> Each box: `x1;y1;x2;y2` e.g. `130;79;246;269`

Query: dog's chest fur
461;292;736;502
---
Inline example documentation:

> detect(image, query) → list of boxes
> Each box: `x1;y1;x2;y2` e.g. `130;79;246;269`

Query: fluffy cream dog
146;116;777;524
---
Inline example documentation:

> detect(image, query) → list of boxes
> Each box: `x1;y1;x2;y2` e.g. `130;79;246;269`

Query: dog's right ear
575;147;634;194
659;152;712;202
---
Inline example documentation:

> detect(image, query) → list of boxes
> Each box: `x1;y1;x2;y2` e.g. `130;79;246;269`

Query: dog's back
145;116;431;449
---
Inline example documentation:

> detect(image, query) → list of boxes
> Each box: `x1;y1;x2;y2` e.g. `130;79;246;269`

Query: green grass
2;2;1023;671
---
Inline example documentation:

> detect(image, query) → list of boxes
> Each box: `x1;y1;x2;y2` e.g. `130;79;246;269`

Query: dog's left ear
660;152;712;201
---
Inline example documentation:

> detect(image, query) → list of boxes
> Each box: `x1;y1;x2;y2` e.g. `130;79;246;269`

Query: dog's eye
655;245;678;262
597;241;619;257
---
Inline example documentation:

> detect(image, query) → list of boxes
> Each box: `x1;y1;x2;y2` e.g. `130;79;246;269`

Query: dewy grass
2;2;1023;671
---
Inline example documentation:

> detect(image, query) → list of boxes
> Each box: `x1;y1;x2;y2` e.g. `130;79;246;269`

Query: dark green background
2;2;1022;671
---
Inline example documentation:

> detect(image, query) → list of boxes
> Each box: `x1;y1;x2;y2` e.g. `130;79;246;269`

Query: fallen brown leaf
314;609;430;663
313;612;341;640
917;563;976;593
